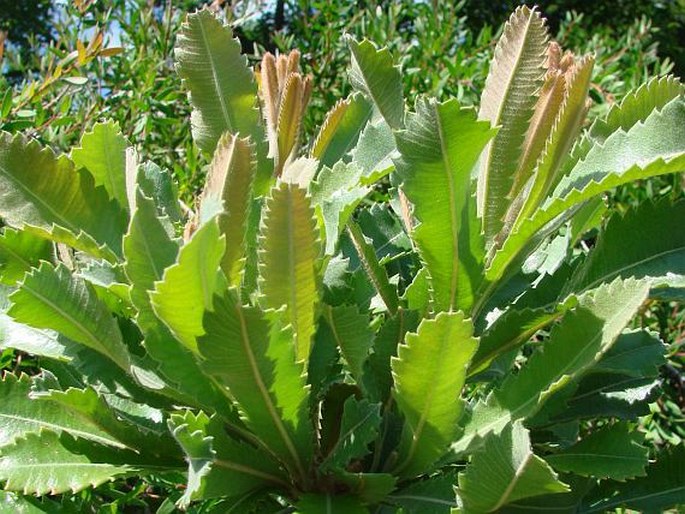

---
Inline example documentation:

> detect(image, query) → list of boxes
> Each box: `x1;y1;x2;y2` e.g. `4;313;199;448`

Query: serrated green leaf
124;192;230;413
134;160;183;223
347;38;404;130
199;290;312;481
311;94;373;168
323;397;381;471
457;421;568;512
0;431;173;495
36;385;178;457
8;262;130;370
323;305;374;386
363;309;419;403
469;305;569;375
566;198;685;295
395;98;495;313
0;132;126;260
386;471;458;513
488;97;685;283
546;422;648;480
0;374;122;448
174;9;270;192
592;329;665;377
0;316;69;362
454;278;649;455
71;121;129;209
589;75;684;143
0;228;51;285
168;410;286;507
311;161;368;255
347;220;398;315
581;446;685;512
392;311;478;476
259;182;320;360
151;219;226;354
553;96;685;203
199;134;256;285
477;6;548;244
0;492;62;513
351;119;396;183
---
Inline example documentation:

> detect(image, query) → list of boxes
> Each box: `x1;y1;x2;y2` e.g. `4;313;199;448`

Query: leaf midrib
196;15;234;136
234;302;304;478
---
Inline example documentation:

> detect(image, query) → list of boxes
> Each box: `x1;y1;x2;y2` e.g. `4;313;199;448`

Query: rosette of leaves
1;6;684;513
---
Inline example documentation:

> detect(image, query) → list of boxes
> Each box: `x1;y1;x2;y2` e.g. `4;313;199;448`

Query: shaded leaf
546;422;648;480
457;422;568;512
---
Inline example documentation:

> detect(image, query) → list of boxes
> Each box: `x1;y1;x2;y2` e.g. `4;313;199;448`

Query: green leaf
469;305;569;375
476;6;548;244
488;97;685;283
392;311;478;476
124;193;231;414
553;96;685;204
592;329;665;377
199;291;313;481
0;373;123;448
386;471;458;513
395;98;495;313
347;220;398;315
311;162;368;255
323;305;374;386
580;446;685;513
71;120;129;209
351;120;396;184
297;494;369;514
589;75;684;143
545;422;648;480
134;160;183;223
323;397;381;471
347;38;404;129
457;422;568;512
259;182;320;360
198;134;256;285
0;316;69;362
0;132;126;260
0;431;169;495
566;198;685;295
364;309;419;403
311;93;373;168
0;228;51;285
175;9;270;191
168;410;286;507
151;219;226;354
8;262;130;370
454;278;649;455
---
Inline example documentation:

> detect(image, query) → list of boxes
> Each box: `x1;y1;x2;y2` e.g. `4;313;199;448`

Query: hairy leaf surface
477;6;548;243
259;182;320;360
348;38;404;129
